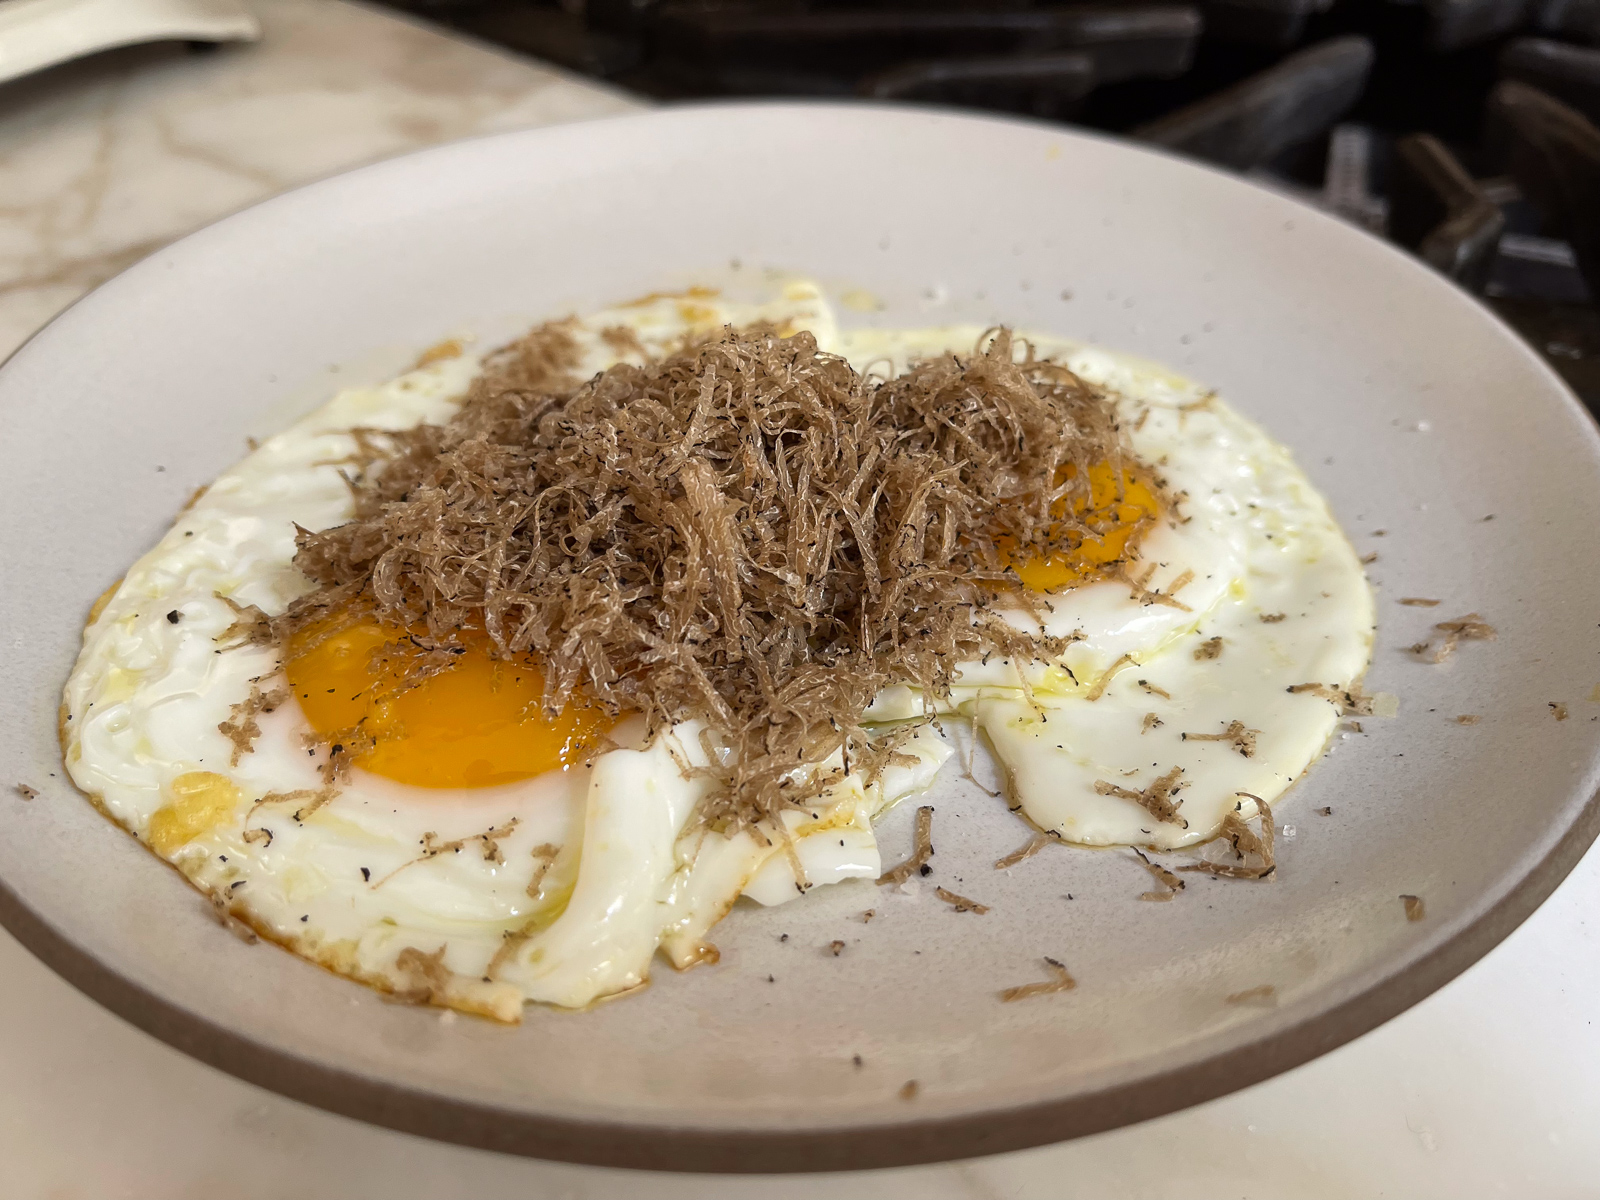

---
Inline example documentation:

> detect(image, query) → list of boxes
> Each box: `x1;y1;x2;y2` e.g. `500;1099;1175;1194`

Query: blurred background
362;0;1600;412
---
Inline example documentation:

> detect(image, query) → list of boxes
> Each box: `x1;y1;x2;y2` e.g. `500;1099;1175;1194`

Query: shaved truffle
1095;766;1187;827
1132;847;1185;901
879;805;935;885
1409;613;1496;664
1288;681;1383;717
272;325;1132;828
1180;719;1258;758
393;945;453;1006
1181;799;1276;881
994;830;1054;869
218;680;289;766
373;819;522;888
934;886;991;913
999;957;1076;1001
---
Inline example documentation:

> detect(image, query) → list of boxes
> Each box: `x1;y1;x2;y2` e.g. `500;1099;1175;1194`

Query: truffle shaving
1132;847;1185;901
375;819;522;888
999;957;1076;1002
1181;799;1276;881
934;886;991;914
1288;681;1380;716
1180;719;1258;758
215;593;273;650
1095;766;1187;827
525;842;559;897
1084;654;1134;701
487;927;533;979
1409;613;1496;663
392;945;453;1006
248;786;337;825
272;325;1131;828
994;830;1055;869
218;680;289;766
1114;563;1192;611
878;804;935;885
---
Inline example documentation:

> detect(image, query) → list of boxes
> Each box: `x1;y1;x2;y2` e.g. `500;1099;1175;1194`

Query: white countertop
4;3;1599;1195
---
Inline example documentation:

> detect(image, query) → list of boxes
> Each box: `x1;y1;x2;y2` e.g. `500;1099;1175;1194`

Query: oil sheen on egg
841;326;1375;851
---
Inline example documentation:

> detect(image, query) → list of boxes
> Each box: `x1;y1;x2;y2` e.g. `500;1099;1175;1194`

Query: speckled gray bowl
2;104;1598;1173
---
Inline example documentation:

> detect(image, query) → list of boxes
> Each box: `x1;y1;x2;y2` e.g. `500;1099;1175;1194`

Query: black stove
380;0;1600;412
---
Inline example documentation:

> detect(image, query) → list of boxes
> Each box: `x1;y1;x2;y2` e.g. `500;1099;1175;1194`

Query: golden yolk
1010;461;1161;593
284;619;615;790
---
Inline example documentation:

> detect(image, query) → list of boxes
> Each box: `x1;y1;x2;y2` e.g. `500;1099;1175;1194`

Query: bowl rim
5;793;1597;1172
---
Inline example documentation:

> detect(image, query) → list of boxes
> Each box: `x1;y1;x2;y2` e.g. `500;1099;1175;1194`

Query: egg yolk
1010;461;1161;592
285;619;616;789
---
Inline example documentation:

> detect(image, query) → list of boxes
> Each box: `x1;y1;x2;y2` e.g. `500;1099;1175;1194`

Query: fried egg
842;327;1375;850
62;284;946;1020
63;281;1371;1019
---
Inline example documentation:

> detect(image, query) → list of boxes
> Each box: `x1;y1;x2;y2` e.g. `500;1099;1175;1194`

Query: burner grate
377;0;1600;411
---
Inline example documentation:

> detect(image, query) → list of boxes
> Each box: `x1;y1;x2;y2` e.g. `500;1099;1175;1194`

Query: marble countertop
0;0;635;359
4;3;1599;1196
